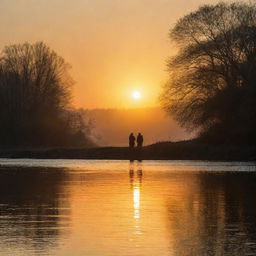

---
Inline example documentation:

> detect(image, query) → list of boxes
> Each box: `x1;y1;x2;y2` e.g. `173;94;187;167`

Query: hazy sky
0;0;231;108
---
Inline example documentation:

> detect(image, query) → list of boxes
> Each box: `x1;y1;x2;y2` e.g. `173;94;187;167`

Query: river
0;159;255;256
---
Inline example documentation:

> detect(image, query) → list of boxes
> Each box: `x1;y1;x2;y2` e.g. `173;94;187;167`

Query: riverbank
0;141;255;161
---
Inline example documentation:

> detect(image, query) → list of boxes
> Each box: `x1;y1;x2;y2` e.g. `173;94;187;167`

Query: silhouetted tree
161;2;256;144
0;42;93;147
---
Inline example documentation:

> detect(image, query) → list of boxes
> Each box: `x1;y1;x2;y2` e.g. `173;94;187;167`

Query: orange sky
0;0;228;108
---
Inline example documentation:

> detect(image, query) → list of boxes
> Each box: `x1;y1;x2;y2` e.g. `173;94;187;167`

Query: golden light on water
2;161;249;255
129;166;143;237
129;166;143;220
133;185;140;219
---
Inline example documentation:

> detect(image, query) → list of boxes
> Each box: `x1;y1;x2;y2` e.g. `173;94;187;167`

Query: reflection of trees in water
166;172;256;256
0;167;71;253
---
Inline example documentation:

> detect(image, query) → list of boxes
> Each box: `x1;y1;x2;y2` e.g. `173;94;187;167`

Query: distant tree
0;42;93;147
161;2;256;144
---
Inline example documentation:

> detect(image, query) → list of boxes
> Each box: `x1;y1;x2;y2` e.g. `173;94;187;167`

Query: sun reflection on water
0;161;255;256
133;186;140;219
129;161;143;238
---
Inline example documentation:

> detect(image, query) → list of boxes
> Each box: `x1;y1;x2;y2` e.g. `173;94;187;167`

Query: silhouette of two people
129;132;144;161
129;133;144;148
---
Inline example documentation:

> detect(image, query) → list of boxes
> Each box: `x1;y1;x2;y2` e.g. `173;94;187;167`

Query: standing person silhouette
129;133;135;148
137;133;144;148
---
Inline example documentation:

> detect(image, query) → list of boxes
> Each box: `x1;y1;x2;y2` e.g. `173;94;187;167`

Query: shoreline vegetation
0;140;255;161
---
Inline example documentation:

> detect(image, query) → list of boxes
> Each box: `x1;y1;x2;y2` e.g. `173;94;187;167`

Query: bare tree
0;42;93;147
161;1;256;144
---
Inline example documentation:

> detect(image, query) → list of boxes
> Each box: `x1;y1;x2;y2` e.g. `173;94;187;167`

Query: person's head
130;132;133;135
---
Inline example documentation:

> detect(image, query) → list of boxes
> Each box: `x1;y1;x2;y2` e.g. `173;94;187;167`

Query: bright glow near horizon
132;91;141;100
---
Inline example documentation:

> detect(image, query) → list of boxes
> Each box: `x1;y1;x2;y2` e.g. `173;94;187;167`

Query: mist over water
86;108;191;146
0;160;255;255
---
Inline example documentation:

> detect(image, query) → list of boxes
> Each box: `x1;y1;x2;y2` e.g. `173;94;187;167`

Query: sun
132;91;141;100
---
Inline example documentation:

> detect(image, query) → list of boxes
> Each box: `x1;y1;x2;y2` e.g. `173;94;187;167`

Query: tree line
0;42;93;147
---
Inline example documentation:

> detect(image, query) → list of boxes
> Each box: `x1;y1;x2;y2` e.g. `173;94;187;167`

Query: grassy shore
0;140;255;161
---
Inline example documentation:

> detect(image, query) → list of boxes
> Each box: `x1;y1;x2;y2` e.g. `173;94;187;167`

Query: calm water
0;159;255;256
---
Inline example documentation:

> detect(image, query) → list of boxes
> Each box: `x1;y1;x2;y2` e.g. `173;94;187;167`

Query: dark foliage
161;2;256;145
0;141;255;161
0;42;93;147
